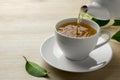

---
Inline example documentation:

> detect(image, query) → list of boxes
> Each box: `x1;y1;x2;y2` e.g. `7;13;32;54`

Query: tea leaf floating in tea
23;56;48;77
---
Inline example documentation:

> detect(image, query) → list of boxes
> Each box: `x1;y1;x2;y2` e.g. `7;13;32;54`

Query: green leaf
112;20;120;26
112;31;120;42
23;56;48;77
82;13;93;20
82;13;111;27
92;18;110;26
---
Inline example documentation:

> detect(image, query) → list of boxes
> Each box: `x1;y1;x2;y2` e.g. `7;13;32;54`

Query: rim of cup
55;18;100;39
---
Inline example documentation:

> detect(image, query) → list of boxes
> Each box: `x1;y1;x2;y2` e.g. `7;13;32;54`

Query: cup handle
94;30;111;49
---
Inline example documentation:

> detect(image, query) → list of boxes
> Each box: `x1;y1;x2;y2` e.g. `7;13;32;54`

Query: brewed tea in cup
57;21;96;38
55;18;111;60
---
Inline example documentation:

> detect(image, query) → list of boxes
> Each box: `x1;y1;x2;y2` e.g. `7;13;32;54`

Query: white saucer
40;36;112;72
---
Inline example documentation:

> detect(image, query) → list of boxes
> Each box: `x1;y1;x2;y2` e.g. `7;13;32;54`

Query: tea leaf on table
112;30;120;42
112;20;120;26
23;56;48;77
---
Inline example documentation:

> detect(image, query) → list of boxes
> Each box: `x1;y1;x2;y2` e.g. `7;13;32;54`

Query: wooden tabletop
0;0;120;80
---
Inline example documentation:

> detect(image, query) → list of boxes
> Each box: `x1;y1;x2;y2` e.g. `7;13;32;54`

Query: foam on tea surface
57;22;96;38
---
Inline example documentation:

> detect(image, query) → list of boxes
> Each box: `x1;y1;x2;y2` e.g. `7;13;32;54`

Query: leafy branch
91;17;120;42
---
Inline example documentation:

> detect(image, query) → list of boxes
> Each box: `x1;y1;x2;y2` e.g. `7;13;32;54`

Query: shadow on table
43;52;120;80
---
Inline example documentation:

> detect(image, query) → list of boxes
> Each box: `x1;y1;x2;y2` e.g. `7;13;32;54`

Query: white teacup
55;18;111;60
